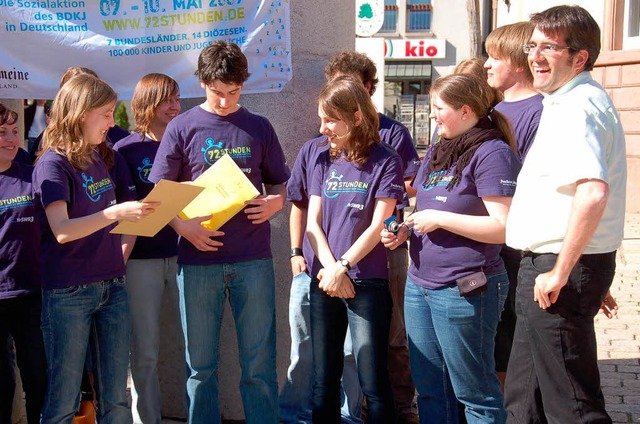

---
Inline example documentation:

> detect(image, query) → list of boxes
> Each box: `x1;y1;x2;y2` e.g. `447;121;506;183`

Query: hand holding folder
179;153;261;230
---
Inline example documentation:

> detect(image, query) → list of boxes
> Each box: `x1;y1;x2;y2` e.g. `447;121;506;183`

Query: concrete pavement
595;213;640;423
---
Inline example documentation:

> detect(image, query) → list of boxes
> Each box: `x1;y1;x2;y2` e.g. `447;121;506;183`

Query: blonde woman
33;74;156;424
383;74;520;423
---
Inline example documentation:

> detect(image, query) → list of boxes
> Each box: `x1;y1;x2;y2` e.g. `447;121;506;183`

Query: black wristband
290;247;303;258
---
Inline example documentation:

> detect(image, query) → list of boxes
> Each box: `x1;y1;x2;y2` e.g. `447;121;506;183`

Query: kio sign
384;39;446;60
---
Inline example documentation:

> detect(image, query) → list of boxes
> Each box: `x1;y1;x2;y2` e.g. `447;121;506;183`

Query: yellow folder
110;179;204;237
179;153;260;230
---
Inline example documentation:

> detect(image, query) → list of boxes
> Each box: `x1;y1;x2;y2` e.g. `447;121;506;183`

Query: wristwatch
290;248;303;258
339;257;352;271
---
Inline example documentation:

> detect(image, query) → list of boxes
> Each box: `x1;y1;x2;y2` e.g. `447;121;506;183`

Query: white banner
0;0;291;99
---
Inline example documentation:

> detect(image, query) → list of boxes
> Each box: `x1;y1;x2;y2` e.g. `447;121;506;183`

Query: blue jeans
279;272;314;424
178;259;278;424
404;272;508;424
310;278;395;424
279;272;363;424
504;252;615;424
40;278;132;424
126;257;183;424
0;294;47;424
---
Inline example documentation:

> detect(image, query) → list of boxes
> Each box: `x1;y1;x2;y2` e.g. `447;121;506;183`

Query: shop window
381;0;398;33
624;0;640;49
407;0;432;32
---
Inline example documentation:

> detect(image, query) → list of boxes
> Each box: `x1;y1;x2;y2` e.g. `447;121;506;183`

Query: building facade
360;0;639;213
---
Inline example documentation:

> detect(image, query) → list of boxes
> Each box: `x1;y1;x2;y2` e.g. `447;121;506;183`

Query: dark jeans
495;246;521;372
0;294;47;424
505;252;615;424
310;278;396;424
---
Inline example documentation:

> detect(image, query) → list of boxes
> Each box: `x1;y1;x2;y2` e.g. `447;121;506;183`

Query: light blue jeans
178;259;278;424
40;277;132;424
279;272;363;424
404;272;509;424
126;257;183;424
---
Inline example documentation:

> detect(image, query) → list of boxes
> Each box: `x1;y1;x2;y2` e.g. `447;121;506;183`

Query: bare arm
306;195;353;298
45;200;158;244
306;195;334;269
406;196;512;244
341;197;397;266
307;196;397;298
121;234;137;263
534;179;609;309
405;177;417;199
289;202;307;275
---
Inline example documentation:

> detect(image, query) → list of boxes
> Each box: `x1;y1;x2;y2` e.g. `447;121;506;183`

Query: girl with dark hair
383;73;520;424
306;75;404;423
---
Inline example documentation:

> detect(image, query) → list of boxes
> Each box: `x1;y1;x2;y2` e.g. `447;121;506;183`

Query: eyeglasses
522;43;572;55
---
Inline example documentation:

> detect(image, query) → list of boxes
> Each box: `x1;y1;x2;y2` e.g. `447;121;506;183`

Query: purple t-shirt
0;162;42;299
32;149;126;289
286;136;329;266
148;106;290;265
408;139;521;289
110;149;138;203
378;114;421;179
495;94;543;161
379;113;421;212
114;132;179;259
308;143;404;280
106;125;131;144
287;119;420;265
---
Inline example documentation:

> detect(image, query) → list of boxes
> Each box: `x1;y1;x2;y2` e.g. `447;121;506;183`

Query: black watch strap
339;257;352;271
290;248;303;258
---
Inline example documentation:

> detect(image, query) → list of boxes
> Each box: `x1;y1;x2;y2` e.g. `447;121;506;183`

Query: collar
542;71;592;106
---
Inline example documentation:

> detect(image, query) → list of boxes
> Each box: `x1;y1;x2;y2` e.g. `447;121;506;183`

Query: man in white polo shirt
504;5;626;423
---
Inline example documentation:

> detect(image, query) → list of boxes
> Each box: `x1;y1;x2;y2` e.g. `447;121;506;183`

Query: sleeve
474;143;521;198
111;151;138;202
34;159;71;209
554;105;610;186
148;120;184;184
374;153;405;202
308;158;325;198
388;123;421;178
260;120;291;185
286;142;311;205
410;148;431;191
520;106;542;160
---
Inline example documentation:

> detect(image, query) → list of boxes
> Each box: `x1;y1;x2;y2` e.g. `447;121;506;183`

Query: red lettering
405;40;438;57
405;41;417;57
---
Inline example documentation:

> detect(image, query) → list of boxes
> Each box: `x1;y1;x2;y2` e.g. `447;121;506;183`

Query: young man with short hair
485;21;543;161
484;21;543;389
150;41;290;424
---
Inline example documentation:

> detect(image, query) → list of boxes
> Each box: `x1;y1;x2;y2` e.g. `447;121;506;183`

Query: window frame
623;0;640;49
598;0;640;66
